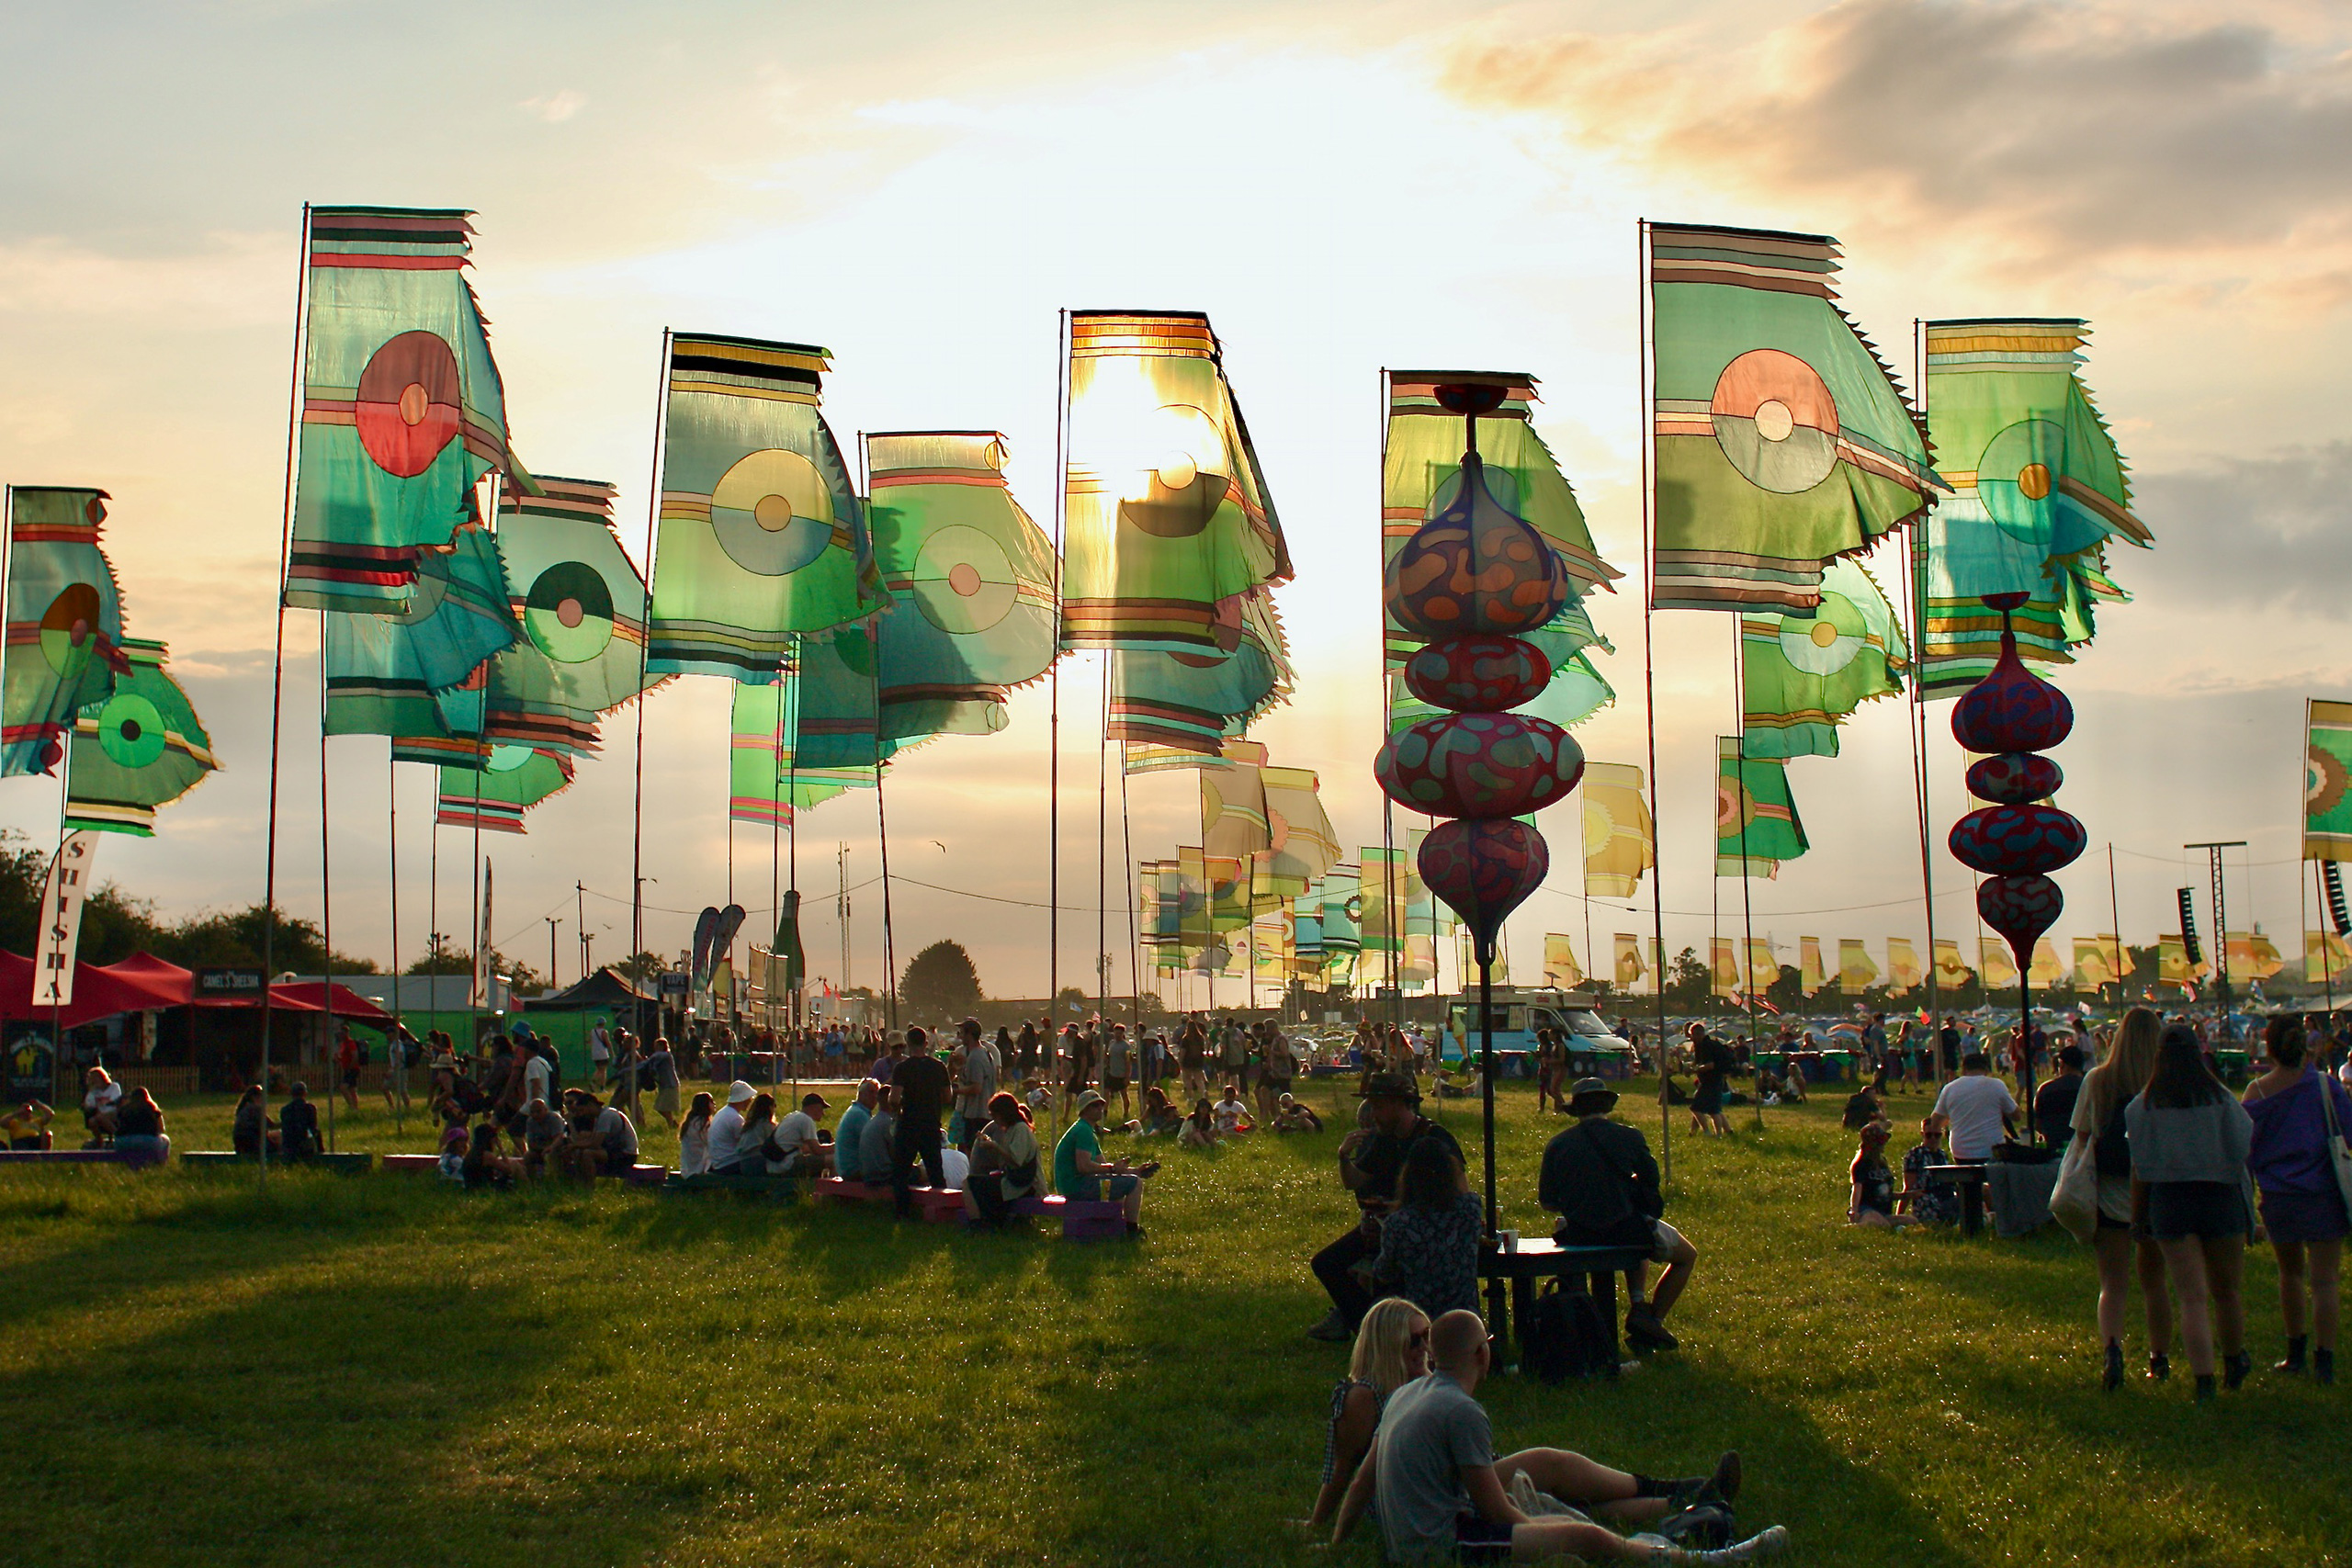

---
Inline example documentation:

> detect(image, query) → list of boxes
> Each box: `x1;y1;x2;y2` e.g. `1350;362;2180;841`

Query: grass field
6;1078;2346;1567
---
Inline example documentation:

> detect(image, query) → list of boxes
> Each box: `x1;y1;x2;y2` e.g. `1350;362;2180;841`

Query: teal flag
63;638;217;836
3;486;126;776
486;474;657;754
324;520;516;761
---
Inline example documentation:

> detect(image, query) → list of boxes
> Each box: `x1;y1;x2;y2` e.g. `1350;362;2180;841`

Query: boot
1626;1303;1679;1352
1668;1526;1790;1564
2102;1340;2124;1393
2223;1350;2253;1392
2193;1373;2216;1403
2275;1335;2308;1375
2147;1352;2171;1382
1662;1451;1742;1511
2315;1348;2335;1385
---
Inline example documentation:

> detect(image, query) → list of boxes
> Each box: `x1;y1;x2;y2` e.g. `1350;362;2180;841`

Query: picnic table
1478;1237;1651;1373
1924;1162;1991;1235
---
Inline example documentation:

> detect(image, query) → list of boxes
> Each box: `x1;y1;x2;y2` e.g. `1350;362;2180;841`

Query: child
1900;1113;1960;1226
1138;1087;1184;1136
1212;1083;1254;1135
1180;1098;1219;1149
1271;1093;1323;1134
436;1120;469;1182
1849;1122;1911;1228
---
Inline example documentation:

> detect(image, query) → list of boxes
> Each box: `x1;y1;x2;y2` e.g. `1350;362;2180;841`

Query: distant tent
522;966;656;1013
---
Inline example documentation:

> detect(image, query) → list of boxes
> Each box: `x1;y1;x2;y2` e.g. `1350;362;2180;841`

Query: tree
1663;946;1712;1010
900;940;982;1019
1055;985;1089;1017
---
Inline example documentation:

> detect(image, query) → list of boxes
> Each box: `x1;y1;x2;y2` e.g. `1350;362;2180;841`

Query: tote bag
2049;1129;2099;1245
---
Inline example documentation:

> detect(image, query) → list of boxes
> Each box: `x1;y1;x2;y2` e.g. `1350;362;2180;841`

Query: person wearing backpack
1540;1077;1697;1354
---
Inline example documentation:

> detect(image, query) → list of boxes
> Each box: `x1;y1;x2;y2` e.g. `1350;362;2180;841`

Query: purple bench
815;1175;964;1221
1011;1192;1128;1241
0;1145;166;1168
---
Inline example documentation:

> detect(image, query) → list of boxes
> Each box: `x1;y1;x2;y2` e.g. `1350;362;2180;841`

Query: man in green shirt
1053;1091;1159;1238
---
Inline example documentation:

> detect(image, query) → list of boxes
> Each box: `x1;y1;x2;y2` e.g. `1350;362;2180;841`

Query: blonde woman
2071;1007;2174;1390
1307;1296;1430;1529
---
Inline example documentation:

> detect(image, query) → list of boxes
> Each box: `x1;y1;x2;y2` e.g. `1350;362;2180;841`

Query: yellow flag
1933;938;1973;987
2307;930;2352;984
1614;932;1646;989
1980;938;2018;990
1544;933;1584;987
2074;934;2121;990
1711;938;1741;998
1747;939;1778;993
1582;762;1655;898
1838;939;1877;992
2157;936;2194;987
1455;930;1505;986
1885;938;1923;992
2027;938;2066;988
1799;936;1826;992
2224;930;2285;982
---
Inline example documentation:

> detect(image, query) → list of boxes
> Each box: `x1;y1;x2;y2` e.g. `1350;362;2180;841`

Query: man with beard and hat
1540;1077;1697;1355
1307;1067;1465;1343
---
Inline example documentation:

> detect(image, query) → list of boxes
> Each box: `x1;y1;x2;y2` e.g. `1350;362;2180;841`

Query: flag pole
1120;742;1141;1031
1096;653;1110;1025
2108;843;2123;1009
631;329;672;1045
1733;632;1763;1130
1909;320;1944;1077
1637;219;1671;1184
318;608;335;1152
260;201;313;1186
1050;310;1068;1029
388;747;403;1135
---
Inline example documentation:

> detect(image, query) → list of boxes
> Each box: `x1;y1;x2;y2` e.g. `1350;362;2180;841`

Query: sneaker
1626;1304;1679;1352
2147;1352;2171;1382
2103;1341;2124;1393
1684;1525;1790;1564
2223;1350;2252;1392
1306;1311;1352;1343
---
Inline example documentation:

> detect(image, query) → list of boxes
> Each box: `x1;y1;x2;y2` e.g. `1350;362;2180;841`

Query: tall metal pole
2188;841;2246;1039
1636;219;1671;1184
631;330;672;1045
1909;320;1943;1069
1049;309;1068;1023
1479;948;1498;1237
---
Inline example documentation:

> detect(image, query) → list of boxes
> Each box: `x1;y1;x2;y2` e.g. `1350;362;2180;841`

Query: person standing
891;1026;950;1217
381;1021;414;1112
2130;1021;2258;1400
2034;1044;2086;1148
953;1018;998;1153
1308;1070;1464;1342
1100;1022;1133;1123
2243;1016;2352;1382
589;1017;612;1089
1687;1024;1732;1137
2071;1010;2174;1389
1930;1052;2018;1162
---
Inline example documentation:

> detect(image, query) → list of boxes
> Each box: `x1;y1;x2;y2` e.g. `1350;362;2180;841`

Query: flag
647;335;879;681
1361;846;1421;955
1738;556;1907;759
865;431;1058;746
1059;311;1290;654
1981;937;2019;990
3;487;126;775
1290;889;1325;976
2074;934;2122;991
1646;222;1941;611
62;639;217;836
1933;939;1974;988
1799;936;1826;993
1106;586;1291;755
2305;701;2352;860
1746;938;1779;994
2028;939;2068;988
1206;852;1252;934
1716;739;1807;877
2307;931;2351;985
1544;934;1584;988
1582;761;1654;898
30;832;99;1007
435;746;574;834
1614;932;1646;990
1710;938;1740;998
1256;764;1340;897
1202;739;1272;861
323;520;517;759
1383;370;1619;732
1252;913;1290;980
1461;930;1509;986
1318;866;1363;966
1838;939;1878;992
2157;935;2199;988
491;474;656;746
287;207;517;613
2224;930;2285;982
729;678;861;822
1885;938;1924;993
1919;320;2151;694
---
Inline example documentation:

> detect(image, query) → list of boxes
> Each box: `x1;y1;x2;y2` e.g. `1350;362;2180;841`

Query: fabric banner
490;474;656;749
288;208;516;613
435;746;573;834
2305;700;2352;860
1738;556;1907;759
1647;222;1941;611
648;334;879;680
2306;931;2351;985
1716;738;1807;878
1710;938;1740;998
1838;938;1878;993
2223;930;2285;982
793;623;883;771
1256;763;1340;898
1613;932;1646;991
1920;320;2151;694
1981;938;2020;990
2074;934;2122;991
2028;939;2068;988
1582;761;1654;898
323;520;516;761
866;431;1057;746
3;487;126;776
1746;939;1778;994
1060;311;1290;654
1290;889;1325;976
1317;866;1363;964
1252;914;1290;981
1458;930;1507;987
1799;935;1826;993
1360;847;1421;955
1543;934;1584;988
63;639;217;836
1884;938;1923;993
1106;586;1292;755
1202;739;1272;862
1933;938;1974;988
30;831;99;1007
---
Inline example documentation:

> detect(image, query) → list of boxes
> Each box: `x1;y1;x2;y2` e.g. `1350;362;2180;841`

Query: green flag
648;334;881;680
729;675;865;824
287;208;518;613
3;486;126;776
2306;701;2352;861
486;474;657;753
323;520;516;761
435;745;573;835
1739;556;1907;759
1920;319;2151;694
63;639;217;836
1106;586;1291;755
1716;737;1807;878
1648;223;1941;611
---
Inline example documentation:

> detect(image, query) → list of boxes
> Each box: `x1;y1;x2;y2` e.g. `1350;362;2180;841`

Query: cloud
1446;0;2352;285
2125;441;2352;619
521;89;587;124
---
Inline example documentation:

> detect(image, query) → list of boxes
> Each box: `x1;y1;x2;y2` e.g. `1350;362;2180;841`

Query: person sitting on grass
765;1091;832;1178
1181;1097;1220;1149
4;1099;55;1151
1899;1114;1961;1227
1272;1093;1324;1134
519;1097;568;1179
678;1091;716;1178
1848;1122;1912;1229
462;1122;525;1190
1432;1061;1484;1100
1373;1140;1485;1318
110;1086;170;1162
1054;1090;1158;1238
82;1066;122;1145
1307;1296;1430;1532
1331;1309;1781;1565
964;1091;1042;1227
229;1088;276;1158
1138;1086;1184;1136
280;1082;323;1161
1540;1077;1694;1355
1213;1082;1256;1136
860;1085;900;1185
436;1121;469;1180
708;1080;753;1174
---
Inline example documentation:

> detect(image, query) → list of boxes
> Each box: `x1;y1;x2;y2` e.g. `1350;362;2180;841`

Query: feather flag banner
1739;556;1908;759
865;431;1057;747
2303;701;2352;860
1919;320;2151;694
1981;937;2021;990
1581;762;1654;898
648;335;879;681
1884;937;1924;993
1838;939;1879;993
1799;936;1826;993
62;639;216;836
3;487;126;776
1107;586;1292;755
1934;938;1974;988
1256;763;1340;898
323;520;516;761
1289;889;1325;977
1614;932;1646;991
1543;933;1584;988
1647;223;1941;611
1715;739;1807;877
1059;311;1290;654
435;745;572;834
287;208;515;613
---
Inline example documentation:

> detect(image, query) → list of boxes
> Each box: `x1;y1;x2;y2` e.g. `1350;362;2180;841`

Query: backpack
1655;1505;1736;1550
1521;1278;1616;1384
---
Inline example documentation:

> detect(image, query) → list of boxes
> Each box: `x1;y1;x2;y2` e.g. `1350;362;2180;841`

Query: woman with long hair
678;1091;716;1177
1306;1296;1430;1529
2073;1008;2174;1388
2243;1015;2352;1382
1180;1097;1218;1149
2129;1020;2257;1400
1371;1139;1483;1317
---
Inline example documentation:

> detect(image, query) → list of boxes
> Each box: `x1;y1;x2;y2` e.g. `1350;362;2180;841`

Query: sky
4;0;2350;1004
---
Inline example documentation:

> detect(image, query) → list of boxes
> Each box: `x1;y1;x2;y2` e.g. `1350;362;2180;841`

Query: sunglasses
1408;1328;1430;1347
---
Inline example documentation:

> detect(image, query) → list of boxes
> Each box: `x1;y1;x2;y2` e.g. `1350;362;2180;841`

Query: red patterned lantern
1374;712;1585;819
1417;818;1551;962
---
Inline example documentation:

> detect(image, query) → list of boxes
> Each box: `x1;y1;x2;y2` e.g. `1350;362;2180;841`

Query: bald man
1332;1310;1783;1565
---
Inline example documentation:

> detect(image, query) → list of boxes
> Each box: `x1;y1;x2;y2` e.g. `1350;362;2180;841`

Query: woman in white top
678;1091;715;1177
964;1093;1040;1226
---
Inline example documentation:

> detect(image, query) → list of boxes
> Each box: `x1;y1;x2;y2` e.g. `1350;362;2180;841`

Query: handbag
2320;1070;2352;1220
2049;1129;2098;1245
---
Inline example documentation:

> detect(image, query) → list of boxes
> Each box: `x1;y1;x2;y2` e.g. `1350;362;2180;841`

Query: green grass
6;1078;2346;1567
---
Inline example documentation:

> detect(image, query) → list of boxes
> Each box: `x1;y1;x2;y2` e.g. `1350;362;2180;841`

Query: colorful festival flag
1106;585;1292;755
1460;930;1509;987
2074;934;2122;992
287;208;516;613
62;639;217;836
1582;762;1654;898
1738;556;1907;759
1318;866;1363;967
1919;320;2151;693
2304;701;2352;860
648;335;879;681
1710;938;1740;998
1256;764;1340;898
2306;931;2351;985
1799;936;1826;993
1838;939;1879;993
1202;739;1272;862
1614;933;1646;991
1884;938;1924;993
1933;939;1974;989
323;520;517;761
1544;934;1584;988
1746;939;1780;994
1647;223;1941;611
1716;739;1807;878
435;745;573;834
2223;931;2285;983
490;475;656;742
3;487;126;775
793;623;883;772
1980;938;2020;991
2028;939;2068;988
1360;847;1421;957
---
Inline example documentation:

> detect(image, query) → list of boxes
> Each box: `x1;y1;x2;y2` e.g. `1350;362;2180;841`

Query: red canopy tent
0;950;193;1027
252;981;391;1021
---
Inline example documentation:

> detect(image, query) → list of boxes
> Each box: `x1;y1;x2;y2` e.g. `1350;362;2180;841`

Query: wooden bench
381;1153;444;1174
1478;1238;1652;1375
665;1169;797;1197
0;1145;166;1168
1924;1163;1992;1235
813;1175;965;1222
1010;1192;1129;1241
182;1150;374;1174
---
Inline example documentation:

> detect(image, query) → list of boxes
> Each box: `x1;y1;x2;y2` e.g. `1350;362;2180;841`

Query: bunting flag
1838;938;1879;993
287;208;516;613
1106;585;1292;754
2074;934;2122;991
1746;939;1779;993
1738;556;1908;759
1884;938;1924;993
435;745;573;834
1202;739;1272;861
1919;320;2151;693
2304;701;2352;860
648;335;879;681
2307;931;2351;985
3;487;126;775
1059;311;1290;654
1710;938;1740;998
1614;932;1646;990
1646;222;1941;612
1581;761;1654;898
1384;370;1619;732
1799;936;1826;993
1543;934;1584;988
491;474;655;743
866;431;1058;746
1981;937;2020;990
2028;938;2069;988
1933;938;1974;988
1716;739;1807;878
62;639;217;836
1256;763;1340;898
2224;930;2285;983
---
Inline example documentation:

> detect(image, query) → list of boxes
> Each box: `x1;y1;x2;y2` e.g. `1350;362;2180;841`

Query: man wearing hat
1540;1078;1695;1353
1054;1091;1158;1237
769;1090;833;1178
708;1080;755;1174
1307;1068;1465;1342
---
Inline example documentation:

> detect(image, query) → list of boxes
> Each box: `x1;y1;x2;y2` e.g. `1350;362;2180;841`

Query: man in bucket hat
1540;1077;1696;1353
1306;1068;1464;1342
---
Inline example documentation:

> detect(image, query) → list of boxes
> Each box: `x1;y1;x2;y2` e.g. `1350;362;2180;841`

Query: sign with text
30;832;99;1009
195;967;267;999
